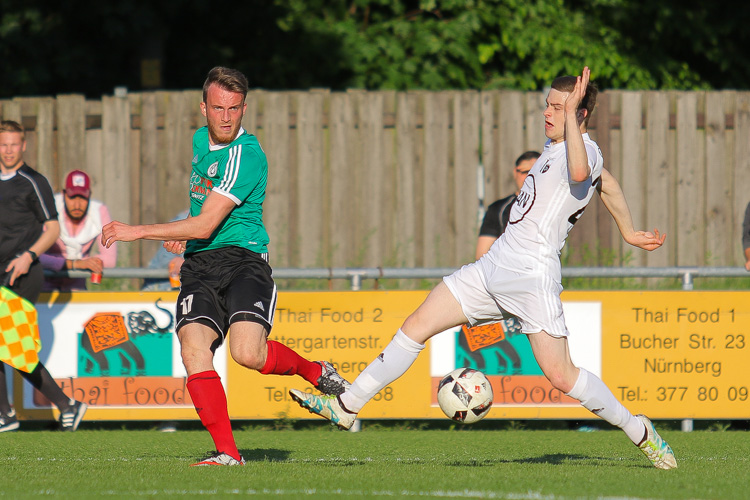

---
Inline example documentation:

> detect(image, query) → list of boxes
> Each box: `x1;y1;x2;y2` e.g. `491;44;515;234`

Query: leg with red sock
186;371;244;466
261;340;350;395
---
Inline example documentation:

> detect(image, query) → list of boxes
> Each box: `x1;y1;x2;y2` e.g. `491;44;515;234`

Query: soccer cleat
315;361;351;396
191;452;246;466
289;389;356;430
635;414;677;469
59;401;87;432
0;409;19;432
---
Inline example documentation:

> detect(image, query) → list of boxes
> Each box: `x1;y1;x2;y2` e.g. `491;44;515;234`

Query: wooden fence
2;89;749;271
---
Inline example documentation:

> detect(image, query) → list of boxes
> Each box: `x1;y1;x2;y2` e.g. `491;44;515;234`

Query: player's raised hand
564;66;590;116
627;228;666;251
101;221;141;248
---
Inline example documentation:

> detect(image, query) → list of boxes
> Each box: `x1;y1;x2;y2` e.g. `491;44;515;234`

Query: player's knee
231;349;265;371
545;371;576;394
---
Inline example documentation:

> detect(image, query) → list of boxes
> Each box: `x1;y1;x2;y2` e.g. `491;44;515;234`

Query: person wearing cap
40;169;117;291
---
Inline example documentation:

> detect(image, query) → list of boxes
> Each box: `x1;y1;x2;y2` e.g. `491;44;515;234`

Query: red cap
64;170;91;198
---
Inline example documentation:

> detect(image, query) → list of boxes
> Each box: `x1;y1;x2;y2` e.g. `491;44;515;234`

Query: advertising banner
13;290;749;421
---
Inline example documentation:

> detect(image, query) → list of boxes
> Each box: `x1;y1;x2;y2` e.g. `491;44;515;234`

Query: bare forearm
31;221;60;255
598;169;636;241
565;122;590;182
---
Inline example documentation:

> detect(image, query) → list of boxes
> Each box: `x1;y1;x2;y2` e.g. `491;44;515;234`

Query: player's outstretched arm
598;168;666;251
101;192;235;248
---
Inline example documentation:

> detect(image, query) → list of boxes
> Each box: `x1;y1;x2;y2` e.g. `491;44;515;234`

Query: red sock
186;371;240;461
260;340;322;385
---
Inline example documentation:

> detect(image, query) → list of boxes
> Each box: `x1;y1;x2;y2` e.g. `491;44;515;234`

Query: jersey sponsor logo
190;172;215;200
508;175;536;225
207;162;218;177
192;154;199;164
254;301;265;311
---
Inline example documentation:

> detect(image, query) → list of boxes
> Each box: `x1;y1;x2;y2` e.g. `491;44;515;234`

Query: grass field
1;421;747;499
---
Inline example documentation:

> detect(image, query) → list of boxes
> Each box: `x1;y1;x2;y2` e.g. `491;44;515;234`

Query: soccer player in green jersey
102;67;349;466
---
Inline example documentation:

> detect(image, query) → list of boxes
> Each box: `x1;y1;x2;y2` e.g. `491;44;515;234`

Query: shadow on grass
446;454;627;467
239;448;292;462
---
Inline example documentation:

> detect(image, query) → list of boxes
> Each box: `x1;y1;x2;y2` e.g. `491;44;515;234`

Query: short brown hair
202;67;249;102
0;120;25;140
550;76;598;126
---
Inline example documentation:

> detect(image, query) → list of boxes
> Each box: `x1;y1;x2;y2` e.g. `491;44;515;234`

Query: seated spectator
141;209;189;291
41;170;116;291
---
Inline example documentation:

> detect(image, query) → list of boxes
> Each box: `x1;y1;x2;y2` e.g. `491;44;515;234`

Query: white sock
340;329;425;413
566;368;646;444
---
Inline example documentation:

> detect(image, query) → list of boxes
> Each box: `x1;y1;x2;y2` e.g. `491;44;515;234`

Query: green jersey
186;126;269;255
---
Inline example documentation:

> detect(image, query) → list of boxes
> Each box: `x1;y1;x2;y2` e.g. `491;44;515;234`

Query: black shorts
175;246;277;342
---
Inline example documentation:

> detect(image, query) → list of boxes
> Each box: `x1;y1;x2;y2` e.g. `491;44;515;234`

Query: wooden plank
262;92;291;266
56;94;87;178
497;91;524;200
593;92;613;265
675;92;702;266
356;91;386;266
422;92;451;266
35;98;56;185
479;90;498;207
101;95;132;268
453;90;481;264
1;100;21;122
645;92;671;267
160;91;194;228
734;92;750;265
524;91;547;151
395;92;419;268
620;91;646;267
295;91;326;267
137;93;159;265
704;92;731;265
328;92;356;267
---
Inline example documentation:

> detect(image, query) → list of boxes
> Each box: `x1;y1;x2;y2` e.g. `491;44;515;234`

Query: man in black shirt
475;151;540;259
0;120;87;432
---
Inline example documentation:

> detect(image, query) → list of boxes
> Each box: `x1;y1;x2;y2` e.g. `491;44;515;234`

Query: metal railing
47;266;750;291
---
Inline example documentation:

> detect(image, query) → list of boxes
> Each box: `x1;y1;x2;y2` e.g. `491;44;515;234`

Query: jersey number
181;294;194;315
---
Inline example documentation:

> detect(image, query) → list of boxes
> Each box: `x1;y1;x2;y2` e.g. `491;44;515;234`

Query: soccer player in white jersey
290;67;677;470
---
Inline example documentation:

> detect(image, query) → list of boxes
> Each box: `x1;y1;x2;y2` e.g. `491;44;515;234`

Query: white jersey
485;133;604;283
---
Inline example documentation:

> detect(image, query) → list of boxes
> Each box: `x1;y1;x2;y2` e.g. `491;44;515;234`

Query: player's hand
101;221;140;248
564;66;590;116
4;252;33;286
627;228;666;251
745;260;750;272
163;240;186;255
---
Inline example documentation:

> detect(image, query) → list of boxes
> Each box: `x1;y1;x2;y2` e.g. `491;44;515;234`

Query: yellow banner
598;291;749;418
16;289;750;422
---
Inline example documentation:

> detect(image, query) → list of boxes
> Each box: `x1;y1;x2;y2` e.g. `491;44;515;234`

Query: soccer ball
437;368;493;424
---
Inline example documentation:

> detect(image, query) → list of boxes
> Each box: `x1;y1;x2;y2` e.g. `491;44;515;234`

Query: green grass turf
0;423;747;499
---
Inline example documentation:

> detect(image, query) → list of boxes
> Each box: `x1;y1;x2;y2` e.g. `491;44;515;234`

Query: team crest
207;162;218;177
540;161;550;173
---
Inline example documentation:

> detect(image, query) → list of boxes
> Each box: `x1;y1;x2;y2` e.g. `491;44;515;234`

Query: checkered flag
0;286;42;373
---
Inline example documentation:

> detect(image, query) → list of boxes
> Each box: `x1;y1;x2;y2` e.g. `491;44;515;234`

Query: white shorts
442;258;569;338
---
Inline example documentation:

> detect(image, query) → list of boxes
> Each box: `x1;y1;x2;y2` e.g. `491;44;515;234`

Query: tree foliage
0;0;747;97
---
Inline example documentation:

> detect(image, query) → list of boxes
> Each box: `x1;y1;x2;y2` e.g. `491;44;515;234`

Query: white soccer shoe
289;389;357;430
635;414;678;469
191;452;246;466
